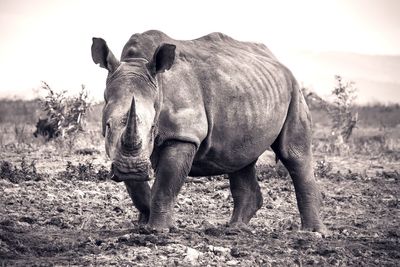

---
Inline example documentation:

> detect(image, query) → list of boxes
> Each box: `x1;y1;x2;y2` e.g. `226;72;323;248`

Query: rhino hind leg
271;87;327;235
124;180;151;224
228;161;263;225
273;144;327;235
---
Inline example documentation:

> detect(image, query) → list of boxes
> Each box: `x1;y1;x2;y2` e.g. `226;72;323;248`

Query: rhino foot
137;212;149;225
148;211;176;232
137;224;171;235
226;222;254;235
301;223;329;237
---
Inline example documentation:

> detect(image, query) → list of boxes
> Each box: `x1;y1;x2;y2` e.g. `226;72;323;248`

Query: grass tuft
0;158;44;183
59;160;109;182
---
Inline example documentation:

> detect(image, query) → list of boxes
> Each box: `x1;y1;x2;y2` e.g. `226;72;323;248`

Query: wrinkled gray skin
91;30;327;234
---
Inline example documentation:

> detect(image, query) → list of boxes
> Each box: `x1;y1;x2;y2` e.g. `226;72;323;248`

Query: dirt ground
0;131;399;266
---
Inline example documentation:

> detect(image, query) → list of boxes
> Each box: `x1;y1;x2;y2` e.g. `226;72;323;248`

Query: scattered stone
180;197;193;205
212;191;230;200
226;259;239;266
341;229;349;236
46;217;69;228
266;203;274;209
117;234;131;243
184;247;202;264
113;206;124;214
208;245;231;255
230;247;249;258
56;206;65;212
19;216;36;224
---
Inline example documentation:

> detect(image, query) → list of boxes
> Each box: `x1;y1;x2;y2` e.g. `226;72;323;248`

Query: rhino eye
105;120;112;138
120;114;128;125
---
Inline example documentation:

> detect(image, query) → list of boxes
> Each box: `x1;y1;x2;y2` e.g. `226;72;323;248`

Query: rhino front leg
149;141;196;230
228;161;263;226
124;180;151;224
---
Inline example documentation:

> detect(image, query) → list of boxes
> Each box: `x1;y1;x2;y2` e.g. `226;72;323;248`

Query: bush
328;75;358;142
257;162;289;181
60;161;109;182
0;158;43;183
36;82;91;140
314;159;333;178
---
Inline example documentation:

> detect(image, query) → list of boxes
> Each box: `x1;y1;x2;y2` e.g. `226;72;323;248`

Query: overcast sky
0;0;399;101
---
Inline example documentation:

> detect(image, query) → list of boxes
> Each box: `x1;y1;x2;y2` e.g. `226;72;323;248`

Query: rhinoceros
91;30;326;234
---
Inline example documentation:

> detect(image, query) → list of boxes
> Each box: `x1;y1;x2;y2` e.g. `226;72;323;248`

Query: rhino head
91;37;175;182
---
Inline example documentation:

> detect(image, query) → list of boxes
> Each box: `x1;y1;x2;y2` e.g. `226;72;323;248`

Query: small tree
328;75;358;142
38;81;91;139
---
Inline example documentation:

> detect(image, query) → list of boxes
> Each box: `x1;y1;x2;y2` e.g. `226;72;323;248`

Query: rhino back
122;31;294;175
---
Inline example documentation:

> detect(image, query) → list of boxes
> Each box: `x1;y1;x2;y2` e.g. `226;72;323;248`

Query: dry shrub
59;160;109;182
308;76;359;156
257;162;289;181
37;82;91;140
0;158;44;183
328;75;358;142
314;159;333;178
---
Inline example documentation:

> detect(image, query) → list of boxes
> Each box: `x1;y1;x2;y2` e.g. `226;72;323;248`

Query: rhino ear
91;37;120;73
147;43;176;76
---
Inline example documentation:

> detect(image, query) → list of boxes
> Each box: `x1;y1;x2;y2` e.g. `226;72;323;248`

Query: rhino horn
122;97;141;152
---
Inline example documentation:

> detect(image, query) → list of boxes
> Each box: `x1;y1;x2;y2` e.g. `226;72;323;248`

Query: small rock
73;189;85;199
56;206;65;212
212;191;230;200
19;216;36;224
177;219;187;228
298;230;323;239
266;203;274;209
181;197;193;205
113;206;124;214
117;234;131;243
184;247;202;264
230;247;249;258
226;260;239;266
208;245;231;255
311;231;323;239
136;255;143;261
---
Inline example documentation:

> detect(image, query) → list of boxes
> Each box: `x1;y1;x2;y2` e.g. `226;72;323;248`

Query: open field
0;100;399;266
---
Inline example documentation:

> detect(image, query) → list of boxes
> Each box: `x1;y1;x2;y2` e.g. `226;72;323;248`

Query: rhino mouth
110;163;151;182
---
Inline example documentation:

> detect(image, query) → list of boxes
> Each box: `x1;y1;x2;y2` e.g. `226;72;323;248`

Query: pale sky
0;0;399;102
